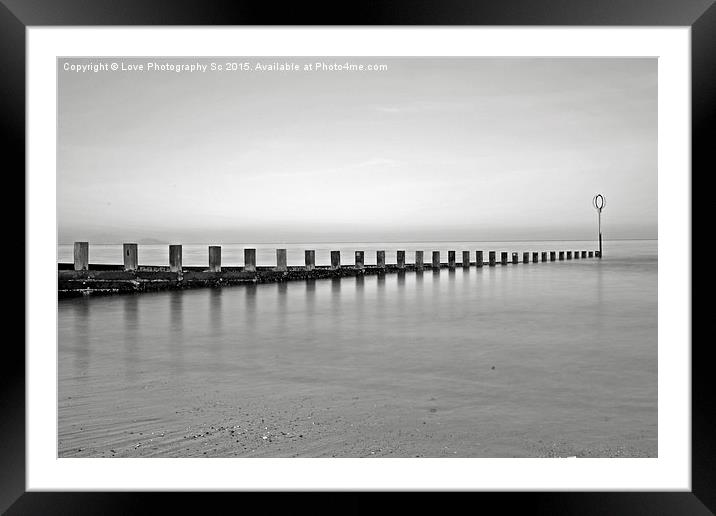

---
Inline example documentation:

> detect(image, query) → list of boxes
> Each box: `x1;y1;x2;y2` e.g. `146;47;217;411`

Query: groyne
58;242;600;298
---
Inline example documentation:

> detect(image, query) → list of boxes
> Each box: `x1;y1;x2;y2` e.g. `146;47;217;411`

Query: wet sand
59;385;655;458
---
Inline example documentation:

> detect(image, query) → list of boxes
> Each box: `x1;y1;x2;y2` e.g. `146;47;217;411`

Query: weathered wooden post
489;251;496;266
523;252;529;264
462;251;470;268
512;252;519;264
567;251;572;260
276;249;287;272
397;250;406;269
559;251;565;261
476;251;484;268
355;251;365;269
532;252;538;263
209;246;221;272
550;251;556;261
574;250;580;259
432;251;441;269
123;243;138;271
448;251;456;269
541;251;547;262
377;250;386;269
244;248;257;272
331;251;341;270
501;252;508;265
415;250;424;269
305;250;315;271
169;245;182;272
588;251;594;258
73;241;89;271
581;251;587;258
595;250;601;258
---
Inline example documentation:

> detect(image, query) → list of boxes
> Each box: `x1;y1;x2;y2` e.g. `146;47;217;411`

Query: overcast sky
58;57;656;244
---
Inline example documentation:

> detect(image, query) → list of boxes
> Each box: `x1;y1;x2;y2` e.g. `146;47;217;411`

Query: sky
57;57;657;244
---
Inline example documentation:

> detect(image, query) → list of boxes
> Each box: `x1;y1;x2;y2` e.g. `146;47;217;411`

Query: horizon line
57;238;657;246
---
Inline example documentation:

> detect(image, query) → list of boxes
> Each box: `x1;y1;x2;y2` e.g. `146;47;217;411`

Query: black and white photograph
56;56;658;459
1;0;707;508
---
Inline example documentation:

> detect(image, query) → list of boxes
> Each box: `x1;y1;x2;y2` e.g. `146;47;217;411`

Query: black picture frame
5;0;710;513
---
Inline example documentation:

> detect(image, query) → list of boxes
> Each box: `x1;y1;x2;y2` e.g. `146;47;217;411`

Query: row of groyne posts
71;243;602;272
59;241;601;297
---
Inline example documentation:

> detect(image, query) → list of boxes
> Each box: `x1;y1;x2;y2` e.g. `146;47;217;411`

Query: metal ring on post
592;194;605;211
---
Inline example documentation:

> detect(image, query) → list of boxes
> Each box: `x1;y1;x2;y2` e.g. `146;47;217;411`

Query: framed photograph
8;0;710;512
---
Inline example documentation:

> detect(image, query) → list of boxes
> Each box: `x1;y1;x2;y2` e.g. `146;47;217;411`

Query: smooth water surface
58;240;657;457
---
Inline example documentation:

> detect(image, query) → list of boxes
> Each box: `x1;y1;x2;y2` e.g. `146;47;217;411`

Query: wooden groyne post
462;251;470;268
512;252;519;265
276;249;287;272
123;243;138;271
73;241;89;271
432;251;441;269
489;251;496;267
169;245;182;272
476;251;483;268
397;250;406;269
559;251;565;261
331;251;341;270
355;251;365;269
448;251;456;269
377;250;386;269
500;252;508;265
245;248;257;272
541;251;547;262
209;245;221;272
532;252;538;263
305;250;316;271
550;251;556;262
415;250;424;269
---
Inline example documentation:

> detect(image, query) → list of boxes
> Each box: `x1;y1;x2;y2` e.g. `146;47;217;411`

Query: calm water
58;240;657;457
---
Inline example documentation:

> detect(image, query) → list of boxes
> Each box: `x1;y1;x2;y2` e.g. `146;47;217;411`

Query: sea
57;239;657;457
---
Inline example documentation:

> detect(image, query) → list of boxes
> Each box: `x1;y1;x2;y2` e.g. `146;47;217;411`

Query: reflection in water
304;279;316;312
354;275;365;320
72;297;91;376
304;279;316;340
397;271;406;287
276;282;288;336
244;283;257;335
209;288;223;363
123;295;139;381
595;261;606;337
395;272;407;317
169;290;185;374
331;277;341;295
415;269;424;284
376;273;386;295
375;274;387;324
